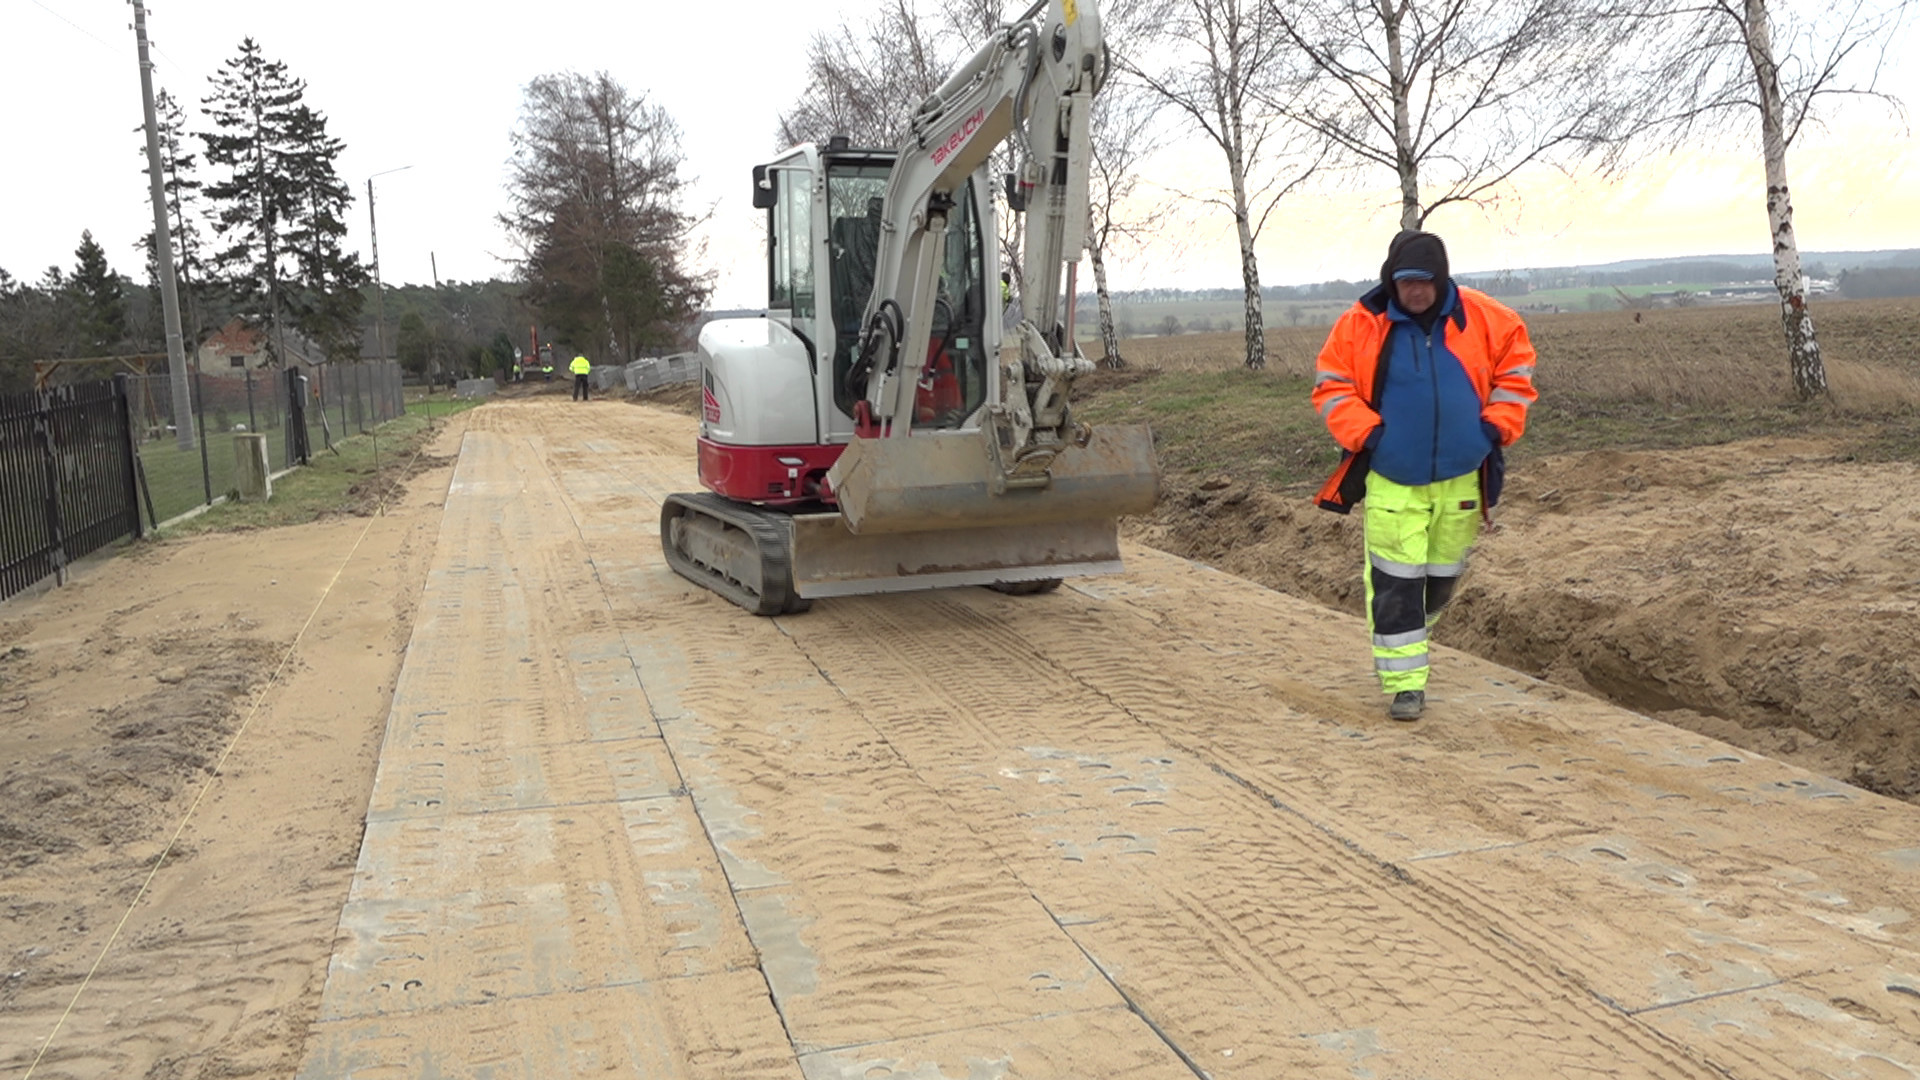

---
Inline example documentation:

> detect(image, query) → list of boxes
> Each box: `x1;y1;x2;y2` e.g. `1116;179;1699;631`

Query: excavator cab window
768;166;815;325
920;183;988;429
825;164;988;426
827;164;890;419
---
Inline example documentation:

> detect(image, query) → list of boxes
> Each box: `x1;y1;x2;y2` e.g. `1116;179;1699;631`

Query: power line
29;0;114;50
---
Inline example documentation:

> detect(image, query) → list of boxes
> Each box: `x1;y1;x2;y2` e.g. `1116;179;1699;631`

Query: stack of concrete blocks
454;377;497;399
622;352;701;394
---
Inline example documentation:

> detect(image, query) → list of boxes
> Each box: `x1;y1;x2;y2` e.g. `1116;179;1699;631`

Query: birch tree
1087;84;1170;368
1265;0;1640;231
1633;0;1910;399
1130;0;1322;369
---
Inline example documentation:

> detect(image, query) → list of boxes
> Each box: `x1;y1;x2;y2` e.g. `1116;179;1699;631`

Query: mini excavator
660;0;1160;614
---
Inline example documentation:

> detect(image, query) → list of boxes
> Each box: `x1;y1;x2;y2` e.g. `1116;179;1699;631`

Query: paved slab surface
299;399;1920;1079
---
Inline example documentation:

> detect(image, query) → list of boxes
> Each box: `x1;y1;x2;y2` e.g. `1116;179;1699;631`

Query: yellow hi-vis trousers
1363;471;1483;693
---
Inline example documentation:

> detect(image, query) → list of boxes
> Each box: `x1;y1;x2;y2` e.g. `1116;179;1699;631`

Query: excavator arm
850;0;1103;449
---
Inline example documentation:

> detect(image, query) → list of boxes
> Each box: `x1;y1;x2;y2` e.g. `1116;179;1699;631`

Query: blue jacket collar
1360;280;1467;331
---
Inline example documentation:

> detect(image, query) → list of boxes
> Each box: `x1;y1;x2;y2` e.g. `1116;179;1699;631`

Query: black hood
1379;229;1450;292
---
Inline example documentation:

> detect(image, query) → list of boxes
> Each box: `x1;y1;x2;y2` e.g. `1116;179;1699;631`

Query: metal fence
1;376;143;602
0;361;408;603
126;360;405;524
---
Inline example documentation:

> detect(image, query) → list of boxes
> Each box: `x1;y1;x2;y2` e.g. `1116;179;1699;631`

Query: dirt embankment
1134;436;1920;801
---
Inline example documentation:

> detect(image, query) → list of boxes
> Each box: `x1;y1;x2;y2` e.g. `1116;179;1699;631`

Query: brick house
195;318;325;377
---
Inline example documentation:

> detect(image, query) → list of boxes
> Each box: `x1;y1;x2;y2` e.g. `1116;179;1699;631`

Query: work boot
1388;690;1425;721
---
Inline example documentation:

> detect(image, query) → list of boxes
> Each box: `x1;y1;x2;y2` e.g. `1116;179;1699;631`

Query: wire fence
126;361;404;524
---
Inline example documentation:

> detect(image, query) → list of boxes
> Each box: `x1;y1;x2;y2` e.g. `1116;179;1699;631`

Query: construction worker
541;360;554;382
1311;229;1537;722
570;353;592;401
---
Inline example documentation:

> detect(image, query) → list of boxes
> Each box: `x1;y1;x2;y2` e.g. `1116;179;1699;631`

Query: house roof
198;317;327;366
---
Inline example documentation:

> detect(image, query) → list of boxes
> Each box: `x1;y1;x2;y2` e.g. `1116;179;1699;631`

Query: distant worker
1000;271;1012;307
570;353;592;401
1311;229;1537;722
541;360;554;383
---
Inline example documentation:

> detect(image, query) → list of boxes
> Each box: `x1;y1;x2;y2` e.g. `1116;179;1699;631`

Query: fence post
246;369;258;434
285;368;310;466
193;367;212;505
113;374;146;540
34;388;68;586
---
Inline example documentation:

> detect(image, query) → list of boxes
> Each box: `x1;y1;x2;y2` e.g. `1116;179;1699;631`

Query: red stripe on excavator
698;438;843;508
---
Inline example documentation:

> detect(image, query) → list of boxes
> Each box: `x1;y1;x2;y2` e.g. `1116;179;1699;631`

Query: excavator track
660;492;812;617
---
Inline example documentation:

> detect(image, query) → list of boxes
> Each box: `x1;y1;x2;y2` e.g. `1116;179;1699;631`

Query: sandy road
299;397;1920;1079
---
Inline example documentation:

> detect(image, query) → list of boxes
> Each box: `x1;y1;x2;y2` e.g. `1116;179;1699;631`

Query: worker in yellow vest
570;354;593;401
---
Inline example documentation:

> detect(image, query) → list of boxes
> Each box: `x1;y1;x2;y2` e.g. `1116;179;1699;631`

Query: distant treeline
1836;268;1920;299
1105;252;1920;306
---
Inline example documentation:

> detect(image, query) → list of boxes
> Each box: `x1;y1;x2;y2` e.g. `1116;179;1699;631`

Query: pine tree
200;40;303;323
281;103;366;357
68;231;127;354
136;88;215;345
199;38;363;364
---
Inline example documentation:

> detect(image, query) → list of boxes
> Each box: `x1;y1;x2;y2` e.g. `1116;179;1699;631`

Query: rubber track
659;491;811;617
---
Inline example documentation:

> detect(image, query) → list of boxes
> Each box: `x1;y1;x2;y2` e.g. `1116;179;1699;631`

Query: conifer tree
68;231;127;354
199;39;365;362
136;88;215;344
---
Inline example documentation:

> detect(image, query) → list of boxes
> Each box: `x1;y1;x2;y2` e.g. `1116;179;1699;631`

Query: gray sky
7;0;1917;310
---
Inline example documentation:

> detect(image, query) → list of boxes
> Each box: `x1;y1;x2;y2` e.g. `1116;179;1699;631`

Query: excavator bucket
792;423;1159;597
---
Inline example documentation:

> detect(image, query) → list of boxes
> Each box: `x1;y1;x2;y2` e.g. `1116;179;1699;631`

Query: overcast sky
7;0;1917;311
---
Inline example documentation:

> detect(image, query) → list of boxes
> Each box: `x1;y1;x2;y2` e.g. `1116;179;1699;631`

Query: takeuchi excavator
660;0;1160;615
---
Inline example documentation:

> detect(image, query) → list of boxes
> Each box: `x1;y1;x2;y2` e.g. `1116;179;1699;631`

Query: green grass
1076;367;1339;489
154;412;452;536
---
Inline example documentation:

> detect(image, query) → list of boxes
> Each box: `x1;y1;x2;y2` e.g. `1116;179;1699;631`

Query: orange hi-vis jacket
1311;284;1537;513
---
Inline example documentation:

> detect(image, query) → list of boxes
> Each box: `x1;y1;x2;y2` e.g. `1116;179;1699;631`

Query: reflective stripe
1504;364;1535;378
1375;654;1430;672
1489;388;1531;405
1426;559;1465;577
1372;628;1429;648
1369;552;1425;579
1315;371;1354;386
1319;393;1350;418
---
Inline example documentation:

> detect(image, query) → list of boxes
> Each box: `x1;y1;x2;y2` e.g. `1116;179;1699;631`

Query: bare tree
777;1;1035;289
1632;0;1911;399
501;73;710;364
1266;0;1640;231
1086;84;1171;368
1129;0;1324;369
776;0;956;149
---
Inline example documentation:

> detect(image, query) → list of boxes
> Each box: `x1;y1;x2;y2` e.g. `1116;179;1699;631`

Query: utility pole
132;0;193;450
366;166;411;370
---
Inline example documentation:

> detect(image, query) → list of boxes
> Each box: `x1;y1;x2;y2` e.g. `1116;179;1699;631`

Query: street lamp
367;166;413;371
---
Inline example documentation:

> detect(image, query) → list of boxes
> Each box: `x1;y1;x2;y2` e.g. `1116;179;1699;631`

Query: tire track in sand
781;591;1728;1077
